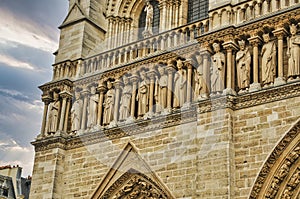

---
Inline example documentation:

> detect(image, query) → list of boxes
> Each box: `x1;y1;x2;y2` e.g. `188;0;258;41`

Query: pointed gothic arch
249;119;300;199
100;169;170;198
91;142;175;199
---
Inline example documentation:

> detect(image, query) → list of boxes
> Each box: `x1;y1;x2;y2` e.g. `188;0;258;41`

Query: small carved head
262;33;270;42
238;40;246;50
90;85;96;94
75;92;80;100
290;24;297;35
52;91;59;100
158;66;165;75
123;76;129;84
212;42;220;52
107;80;113;89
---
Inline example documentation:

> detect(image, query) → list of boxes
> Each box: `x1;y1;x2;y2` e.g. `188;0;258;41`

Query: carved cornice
39;79;73;93
31;136;67;152
235;81;300;110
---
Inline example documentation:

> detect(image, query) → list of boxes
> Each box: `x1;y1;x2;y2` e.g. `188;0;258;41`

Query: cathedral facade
30;0;300;198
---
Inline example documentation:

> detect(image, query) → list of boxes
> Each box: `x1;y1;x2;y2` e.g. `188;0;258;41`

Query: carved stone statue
236;40;251;92
144;0;153;35
155;66;167;112
194;67;205;100
119;76;132;121
47;91;60;133
103;80;115;125
173;59;186;108
261;33;276;87
193;54;206;100
87;86;98;128
287;24;300;81
137;70;149;118
210;42;226;94
71;92;83;133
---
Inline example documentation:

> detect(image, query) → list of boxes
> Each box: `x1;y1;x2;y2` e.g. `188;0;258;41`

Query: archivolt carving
249;119;300;199
100;170;169;199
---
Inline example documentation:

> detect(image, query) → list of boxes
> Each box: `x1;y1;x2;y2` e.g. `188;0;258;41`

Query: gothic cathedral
30;0;300;198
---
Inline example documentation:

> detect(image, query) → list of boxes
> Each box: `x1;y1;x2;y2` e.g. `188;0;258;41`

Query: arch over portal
249;119;300;199
90;142;175;199
100;169;171;198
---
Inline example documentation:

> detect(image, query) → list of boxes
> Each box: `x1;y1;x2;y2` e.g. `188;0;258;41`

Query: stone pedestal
249;82;262;92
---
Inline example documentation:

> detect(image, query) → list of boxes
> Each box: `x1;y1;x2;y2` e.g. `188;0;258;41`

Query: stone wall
30;93;300;198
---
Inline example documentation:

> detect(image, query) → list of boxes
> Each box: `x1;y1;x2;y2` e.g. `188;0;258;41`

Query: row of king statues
42;24;300;135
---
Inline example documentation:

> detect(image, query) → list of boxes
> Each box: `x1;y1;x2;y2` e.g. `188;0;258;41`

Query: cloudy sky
0;0;68;176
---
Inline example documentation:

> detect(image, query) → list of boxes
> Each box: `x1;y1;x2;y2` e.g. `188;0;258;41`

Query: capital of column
130;73;140;84
223;40;238;51
81;88;90;97
272;28;288;40
114;78;123;89
41;94;52;105
98;79;107;92
167;59;176;70
248;36;263;46
59;90;72;99
148;70;157;81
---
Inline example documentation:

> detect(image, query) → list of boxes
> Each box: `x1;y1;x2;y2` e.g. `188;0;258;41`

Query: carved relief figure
119;76;132;121
103;80;115;125
210;42;226;94
287;24;300;81
261;33;277;87
236;40;251;92
137;70;149;118
87;86;98;128
71;92;82;133
144;0;153;35
288;168;300;188
47;91;60;133
173;59;186;108
265;178;280;198
282;186;292;199
155;66;167;112
276;161;291;181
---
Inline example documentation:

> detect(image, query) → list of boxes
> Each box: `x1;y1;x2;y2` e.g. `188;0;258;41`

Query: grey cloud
0;0;68;38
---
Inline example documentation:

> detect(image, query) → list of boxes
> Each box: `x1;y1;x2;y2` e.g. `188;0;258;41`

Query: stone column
63;96;72;132
160;1;167;32
186;61;193;103
40;95;51;138
273;27;288;86
58;90;72;132
97;82;106;126
148;70;156;115
248;35;262;92
81;88;89;130
167;62;175;111
130;75;139;118
202;52;210;96
113;78;122;122
223;41;238;95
